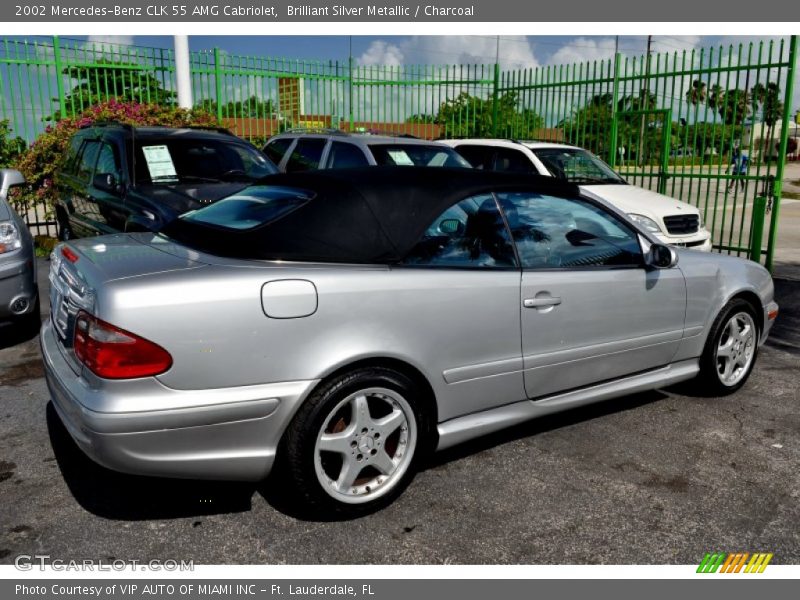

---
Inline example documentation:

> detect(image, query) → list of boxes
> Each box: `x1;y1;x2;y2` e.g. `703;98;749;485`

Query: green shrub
11;99;218;218
0;119;26;167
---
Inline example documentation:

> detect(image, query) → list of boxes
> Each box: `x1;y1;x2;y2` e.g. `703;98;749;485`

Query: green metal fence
0;35;795;271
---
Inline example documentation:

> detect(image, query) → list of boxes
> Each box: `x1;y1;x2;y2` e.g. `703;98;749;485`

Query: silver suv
263;129;471;172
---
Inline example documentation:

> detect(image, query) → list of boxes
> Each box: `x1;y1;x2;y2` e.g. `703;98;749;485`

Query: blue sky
58;35;754;67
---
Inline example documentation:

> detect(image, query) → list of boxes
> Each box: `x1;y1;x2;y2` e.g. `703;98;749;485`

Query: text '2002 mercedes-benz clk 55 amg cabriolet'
41;167;778;516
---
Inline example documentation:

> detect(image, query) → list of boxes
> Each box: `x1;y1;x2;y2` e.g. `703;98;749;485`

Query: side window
76;141;101;183
493;148;535;174
497;192;642;269
454;145;493;170
263;138;293;165
327;142;369;169
285;138;327;173
402;194;517;268
94;142;122;181
62;136;85;175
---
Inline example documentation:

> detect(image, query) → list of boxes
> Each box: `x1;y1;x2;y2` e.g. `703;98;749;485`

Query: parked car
42;167;777;516
0;169;39;336
263;129;472;172
441;139;713;251
54;124;278;240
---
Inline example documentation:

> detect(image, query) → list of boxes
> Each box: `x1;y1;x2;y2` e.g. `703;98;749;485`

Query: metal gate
613;105;780;264
0;35;795;269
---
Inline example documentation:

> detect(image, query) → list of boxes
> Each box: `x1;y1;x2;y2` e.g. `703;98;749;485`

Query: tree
0;120;26;167
688;82;751;125
752;82;783;126
559;92;660;160
196;95;277;118
752;82;784;159
416;91;544;139
685;79;707;106
45;59;175;121
405;113;436;124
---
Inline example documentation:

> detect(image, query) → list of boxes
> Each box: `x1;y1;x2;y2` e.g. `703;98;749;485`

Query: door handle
523;296;562;308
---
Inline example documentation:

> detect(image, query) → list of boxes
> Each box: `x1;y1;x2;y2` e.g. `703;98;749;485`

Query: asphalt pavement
0;258;797;565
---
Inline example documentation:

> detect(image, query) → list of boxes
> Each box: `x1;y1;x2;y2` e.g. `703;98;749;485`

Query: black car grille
663;214;699;235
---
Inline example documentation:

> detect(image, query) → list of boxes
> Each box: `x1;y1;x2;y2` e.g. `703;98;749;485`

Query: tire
56;209;72;241
278;367;431;517
697;298;760;395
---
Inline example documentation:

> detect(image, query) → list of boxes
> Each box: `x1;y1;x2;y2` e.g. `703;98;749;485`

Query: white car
442;139;712;251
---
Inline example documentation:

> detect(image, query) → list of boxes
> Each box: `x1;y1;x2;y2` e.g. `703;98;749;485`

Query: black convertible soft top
160;166;581;263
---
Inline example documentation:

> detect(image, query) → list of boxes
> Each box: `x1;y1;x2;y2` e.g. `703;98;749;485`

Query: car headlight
0;221;22;254
698;213;705;229
628;213;663;234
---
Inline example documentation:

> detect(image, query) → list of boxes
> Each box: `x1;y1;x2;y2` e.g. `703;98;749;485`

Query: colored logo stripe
697;552;773;573
744;553;773;573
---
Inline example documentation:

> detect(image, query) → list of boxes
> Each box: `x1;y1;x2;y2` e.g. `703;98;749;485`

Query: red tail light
73;311;173;379
61;246;79;263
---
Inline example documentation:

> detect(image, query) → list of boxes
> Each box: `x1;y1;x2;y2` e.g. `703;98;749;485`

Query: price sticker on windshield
142;145;178;182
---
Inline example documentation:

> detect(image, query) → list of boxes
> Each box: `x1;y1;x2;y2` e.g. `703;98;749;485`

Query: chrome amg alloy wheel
715;311;757;387
313;387;417;504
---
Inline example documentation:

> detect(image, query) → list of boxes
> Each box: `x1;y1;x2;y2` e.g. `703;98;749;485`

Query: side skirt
436;359;699;451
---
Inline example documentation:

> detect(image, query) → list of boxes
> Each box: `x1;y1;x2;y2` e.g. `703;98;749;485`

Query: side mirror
93;173;121;194
0;168;25;198
647;242;679;269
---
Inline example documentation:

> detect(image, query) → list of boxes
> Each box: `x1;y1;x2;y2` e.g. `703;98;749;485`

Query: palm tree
685;79;707;105
752;82;783;159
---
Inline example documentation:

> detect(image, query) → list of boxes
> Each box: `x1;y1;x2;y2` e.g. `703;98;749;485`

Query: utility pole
637;35;653;167
174;35;192;109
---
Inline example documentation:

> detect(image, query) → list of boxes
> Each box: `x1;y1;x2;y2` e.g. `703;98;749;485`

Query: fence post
213;47;223;123
765;34;797;272
659;111;672;195
608;52;621;167
750;195;767;263
52;35;67;119
491;63;500;136
348;54;354;130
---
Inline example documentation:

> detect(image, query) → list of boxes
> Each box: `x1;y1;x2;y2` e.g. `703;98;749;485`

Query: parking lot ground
0;259;798;565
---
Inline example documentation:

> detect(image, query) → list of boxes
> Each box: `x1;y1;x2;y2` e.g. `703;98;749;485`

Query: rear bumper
0;253;37;320
41;319;317;481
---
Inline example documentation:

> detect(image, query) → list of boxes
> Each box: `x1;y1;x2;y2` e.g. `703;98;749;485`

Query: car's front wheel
279;367;429;517
697;298;759;395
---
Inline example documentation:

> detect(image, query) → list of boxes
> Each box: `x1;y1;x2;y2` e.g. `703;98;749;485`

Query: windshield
531;148;625;185
133;138;277;185
368;144;472;168
178;186;313;231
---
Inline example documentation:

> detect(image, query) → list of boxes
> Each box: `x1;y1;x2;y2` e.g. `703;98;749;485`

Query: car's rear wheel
279;367;429;517
697;298;759;395
56;208;72;241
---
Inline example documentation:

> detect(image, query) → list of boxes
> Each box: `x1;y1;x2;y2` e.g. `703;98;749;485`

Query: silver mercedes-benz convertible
41;167;778;515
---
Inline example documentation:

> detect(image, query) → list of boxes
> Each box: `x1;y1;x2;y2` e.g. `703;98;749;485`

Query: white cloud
546;37;617;66
357;36;538;70
357;40;404;67
85;35;135;48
